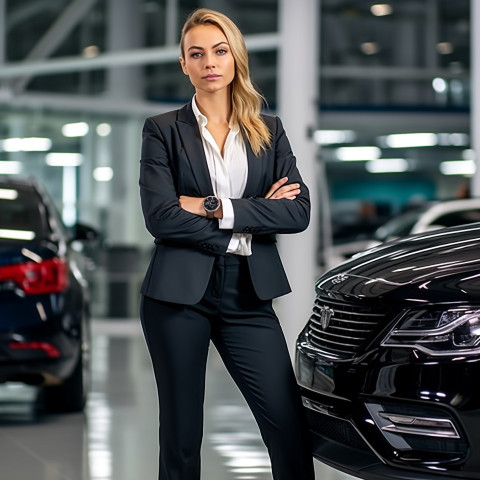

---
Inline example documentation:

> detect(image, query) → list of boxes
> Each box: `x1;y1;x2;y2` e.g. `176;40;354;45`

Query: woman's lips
203;74;221;81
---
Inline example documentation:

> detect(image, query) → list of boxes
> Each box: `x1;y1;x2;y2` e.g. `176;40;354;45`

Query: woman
139;8;314;480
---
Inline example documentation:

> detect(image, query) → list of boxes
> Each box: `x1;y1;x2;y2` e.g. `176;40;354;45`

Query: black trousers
140;254;315;480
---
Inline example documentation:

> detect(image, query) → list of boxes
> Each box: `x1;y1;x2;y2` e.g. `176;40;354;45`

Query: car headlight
382;308;480;356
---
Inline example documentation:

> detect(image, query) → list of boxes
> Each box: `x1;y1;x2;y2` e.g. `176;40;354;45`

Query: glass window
0;186;49;241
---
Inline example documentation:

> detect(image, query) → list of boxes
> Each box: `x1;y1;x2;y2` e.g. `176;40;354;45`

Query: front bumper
296;337;480;480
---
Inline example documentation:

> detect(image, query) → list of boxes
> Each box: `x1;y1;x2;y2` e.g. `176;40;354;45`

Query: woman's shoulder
146;109;180;129
146;103;192;129
260;113;285;136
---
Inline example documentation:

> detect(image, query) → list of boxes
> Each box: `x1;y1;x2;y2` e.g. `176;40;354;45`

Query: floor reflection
0;384;88;480
0;319;357;480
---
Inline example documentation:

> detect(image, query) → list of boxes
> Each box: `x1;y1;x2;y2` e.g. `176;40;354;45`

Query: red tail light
9;341;61;358
0;258;69;295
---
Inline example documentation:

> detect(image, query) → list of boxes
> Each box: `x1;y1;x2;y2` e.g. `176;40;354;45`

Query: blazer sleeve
230;117;310;235
139;116;231;254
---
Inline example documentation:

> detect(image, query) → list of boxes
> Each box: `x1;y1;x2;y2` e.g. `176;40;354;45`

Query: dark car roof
0;175;37;185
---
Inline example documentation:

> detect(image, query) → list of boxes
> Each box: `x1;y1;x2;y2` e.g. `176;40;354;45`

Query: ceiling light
360;42;380;55
437;42;454;55
366;158;408;173
432;77;447;93
313;130;356;145
62;122;89;137
336;146;381;161
45;153;83;167
371;4;393;16
437;133;469;146
440;160;476;176
381;133;438;148
93;167;114;182
96;123;112;137
1;137;52;152
0;161;22;175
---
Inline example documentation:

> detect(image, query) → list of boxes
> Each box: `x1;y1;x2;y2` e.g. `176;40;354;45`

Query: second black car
0;176;96;412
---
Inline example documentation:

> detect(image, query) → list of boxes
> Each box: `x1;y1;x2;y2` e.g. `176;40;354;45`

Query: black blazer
139;101;310;304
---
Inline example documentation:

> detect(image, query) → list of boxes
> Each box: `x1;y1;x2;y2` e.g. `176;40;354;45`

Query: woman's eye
191;52;202;58
217;49;227;55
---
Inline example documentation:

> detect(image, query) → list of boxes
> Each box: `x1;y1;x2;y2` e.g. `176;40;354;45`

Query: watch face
204;196;220;211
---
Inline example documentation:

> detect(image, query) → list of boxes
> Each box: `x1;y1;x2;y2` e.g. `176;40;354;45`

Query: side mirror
71;222;100;242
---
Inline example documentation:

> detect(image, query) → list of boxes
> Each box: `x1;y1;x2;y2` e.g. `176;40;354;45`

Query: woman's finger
265;177;288;199
269;183;301;200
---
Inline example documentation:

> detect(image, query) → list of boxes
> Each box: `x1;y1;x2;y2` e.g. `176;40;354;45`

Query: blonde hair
180;8;272;156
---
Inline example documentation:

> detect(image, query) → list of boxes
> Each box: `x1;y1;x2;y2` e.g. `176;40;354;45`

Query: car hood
317;223;480;304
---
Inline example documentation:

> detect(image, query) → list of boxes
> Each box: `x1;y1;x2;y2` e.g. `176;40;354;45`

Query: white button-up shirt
192;96;252;256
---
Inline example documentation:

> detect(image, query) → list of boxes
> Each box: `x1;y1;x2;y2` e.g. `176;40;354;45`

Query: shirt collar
191;95;208;129
191;95;239;134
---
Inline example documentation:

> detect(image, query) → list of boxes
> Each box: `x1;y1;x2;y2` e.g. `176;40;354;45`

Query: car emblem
332;274;348;284
319;306;334;330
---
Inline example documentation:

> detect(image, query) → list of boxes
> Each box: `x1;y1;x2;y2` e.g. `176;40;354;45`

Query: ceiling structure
0;0;473;209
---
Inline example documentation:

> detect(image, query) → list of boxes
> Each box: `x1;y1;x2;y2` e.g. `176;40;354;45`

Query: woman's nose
204;53;215;68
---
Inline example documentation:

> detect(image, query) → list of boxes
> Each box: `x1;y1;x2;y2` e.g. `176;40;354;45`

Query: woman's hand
179;196;205;216
179;196;223;218
265;177;300;200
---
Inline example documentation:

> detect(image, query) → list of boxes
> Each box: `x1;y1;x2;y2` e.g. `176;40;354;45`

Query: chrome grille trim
310;327;366;342
306;296;387;358
311;314;378;326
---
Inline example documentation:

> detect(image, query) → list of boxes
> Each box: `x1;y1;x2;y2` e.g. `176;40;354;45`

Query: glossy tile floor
0;319;358;480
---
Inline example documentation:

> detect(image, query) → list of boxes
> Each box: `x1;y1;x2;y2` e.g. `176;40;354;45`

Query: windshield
0;186;48;241
374;208;428;242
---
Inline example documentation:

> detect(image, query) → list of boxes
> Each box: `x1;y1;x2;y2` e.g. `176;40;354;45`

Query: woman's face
180;24;235;96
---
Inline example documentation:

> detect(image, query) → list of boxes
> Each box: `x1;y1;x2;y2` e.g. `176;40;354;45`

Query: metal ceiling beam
322;65;468;80
0;92;175;116
0;33;279;79
0;52;467;83
12;0;98;92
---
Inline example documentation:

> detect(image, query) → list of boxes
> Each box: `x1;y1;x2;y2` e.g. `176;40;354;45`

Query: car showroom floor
0;319;357;480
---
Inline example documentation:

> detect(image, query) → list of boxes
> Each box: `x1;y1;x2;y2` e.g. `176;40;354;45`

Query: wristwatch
203;196;220;219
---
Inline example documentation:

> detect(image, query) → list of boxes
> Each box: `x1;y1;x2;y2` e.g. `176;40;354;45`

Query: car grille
306;296;386;359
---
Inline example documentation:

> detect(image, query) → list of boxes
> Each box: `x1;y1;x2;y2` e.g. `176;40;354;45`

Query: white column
104;0;146;244
471;0;480;196
0;0;5;95
277;0;320;357
165;0;179;46
0;0;5;65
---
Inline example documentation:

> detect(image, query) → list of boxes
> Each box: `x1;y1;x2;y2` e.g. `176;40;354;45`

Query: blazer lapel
176;103;214;196
243;141;263;198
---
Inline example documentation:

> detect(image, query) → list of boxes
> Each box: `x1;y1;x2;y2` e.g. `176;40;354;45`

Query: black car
296;223;480;480
0;176;97;412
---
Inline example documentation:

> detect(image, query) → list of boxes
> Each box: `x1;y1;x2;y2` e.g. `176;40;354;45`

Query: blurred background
0;0;475;318
0;1;478;479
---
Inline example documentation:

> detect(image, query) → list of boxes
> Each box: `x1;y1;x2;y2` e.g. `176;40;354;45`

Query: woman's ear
179;57;189;76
